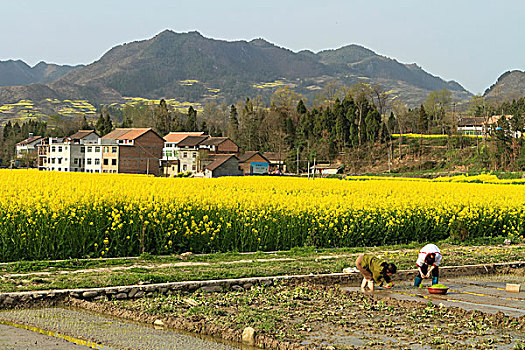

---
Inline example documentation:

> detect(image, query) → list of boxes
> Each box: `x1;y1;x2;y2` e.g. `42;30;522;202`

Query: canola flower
0;170;524;262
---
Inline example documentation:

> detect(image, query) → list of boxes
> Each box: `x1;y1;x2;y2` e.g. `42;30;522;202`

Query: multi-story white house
46;130;100;172
84;144;103;173
172;135;209;173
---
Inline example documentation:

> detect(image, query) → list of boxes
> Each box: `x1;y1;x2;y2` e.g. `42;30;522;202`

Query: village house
457;117;486;136
101;128;164;175
199;137;240;155
263;152;287;173
310;163;343;176
46;130;100;172
204;154;242;178
162;132;205;176
36;137;60;170
171;135;209;173
457;115;521;137
238;151;270;175
15;133;43;160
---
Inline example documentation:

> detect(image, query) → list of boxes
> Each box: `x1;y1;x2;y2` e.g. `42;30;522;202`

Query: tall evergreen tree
296;99;307;115
95;114;105;135
3;121;12;141
103;115;113;135
417;105;429;133
186;106;197;131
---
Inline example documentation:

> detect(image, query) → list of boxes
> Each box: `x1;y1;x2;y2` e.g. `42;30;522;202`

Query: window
183;165;187;171
192;152;196;158
57;158;62;164
95;147;100;152
95;159;100;165
192;165;196;171
103;159;108;165
111;159;117;166
74;159;78;165
80;147;85;153
87;158;92;165
58;146;62;152
51;158;56;164
183;152;187;158
112;146;117;153
104;147;109;153
165;150;172;157
87;147;92;152
51;146;56;152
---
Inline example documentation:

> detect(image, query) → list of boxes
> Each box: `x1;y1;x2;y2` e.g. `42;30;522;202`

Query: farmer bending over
355;253;397;292
414;243;442;287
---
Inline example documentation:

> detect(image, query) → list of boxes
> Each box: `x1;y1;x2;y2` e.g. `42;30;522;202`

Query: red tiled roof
205;154;238;171
177;135;209;147
164;132;205;143
102;128;156;140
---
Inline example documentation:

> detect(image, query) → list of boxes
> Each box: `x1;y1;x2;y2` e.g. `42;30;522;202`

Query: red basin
427;287;448;295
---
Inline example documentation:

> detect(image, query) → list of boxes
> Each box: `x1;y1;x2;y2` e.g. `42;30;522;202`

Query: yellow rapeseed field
0;170;523;262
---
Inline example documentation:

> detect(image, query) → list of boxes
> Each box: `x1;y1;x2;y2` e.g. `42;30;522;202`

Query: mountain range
0;29;508;122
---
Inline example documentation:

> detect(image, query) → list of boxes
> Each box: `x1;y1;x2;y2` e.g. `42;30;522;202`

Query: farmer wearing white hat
414;243;442;287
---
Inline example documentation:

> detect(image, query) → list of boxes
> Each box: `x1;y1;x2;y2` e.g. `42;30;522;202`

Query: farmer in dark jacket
356;253;397;292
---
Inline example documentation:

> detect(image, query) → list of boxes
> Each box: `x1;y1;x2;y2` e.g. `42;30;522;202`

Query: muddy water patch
0;307;243;350
0;322;94;350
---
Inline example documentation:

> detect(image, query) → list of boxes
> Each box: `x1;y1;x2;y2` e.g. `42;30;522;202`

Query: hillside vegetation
0;30;472;121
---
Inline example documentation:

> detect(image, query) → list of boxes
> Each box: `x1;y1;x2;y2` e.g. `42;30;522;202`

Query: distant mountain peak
0;30;473;113
484;70;525;98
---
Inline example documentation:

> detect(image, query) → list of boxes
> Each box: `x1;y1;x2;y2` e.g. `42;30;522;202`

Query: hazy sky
2;0;524;94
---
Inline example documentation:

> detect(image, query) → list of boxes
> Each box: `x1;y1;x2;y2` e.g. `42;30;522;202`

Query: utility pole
388;143;392;172
307;158;310;179
296;147;299;175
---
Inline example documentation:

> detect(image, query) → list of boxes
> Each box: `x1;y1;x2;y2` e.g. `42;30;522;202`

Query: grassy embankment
1;240;524;293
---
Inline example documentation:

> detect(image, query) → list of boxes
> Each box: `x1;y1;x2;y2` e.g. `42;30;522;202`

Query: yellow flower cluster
0;170;523;262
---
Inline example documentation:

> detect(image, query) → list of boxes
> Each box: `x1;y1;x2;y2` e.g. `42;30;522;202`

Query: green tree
296;99;307;115
226;104;239;140
153;99;171;135
95;113;105;135
185;106;198;131
417;105;429;134
103;114;113;135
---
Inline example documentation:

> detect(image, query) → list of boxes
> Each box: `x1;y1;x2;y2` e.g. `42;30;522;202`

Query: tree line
1;81;525;172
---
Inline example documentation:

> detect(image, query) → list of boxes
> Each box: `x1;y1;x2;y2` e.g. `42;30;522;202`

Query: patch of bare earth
78;283;525;350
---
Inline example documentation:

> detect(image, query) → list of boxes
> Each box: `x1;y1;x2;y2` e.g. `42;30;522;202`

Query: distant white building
47;130;100;172
15;133;43;159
